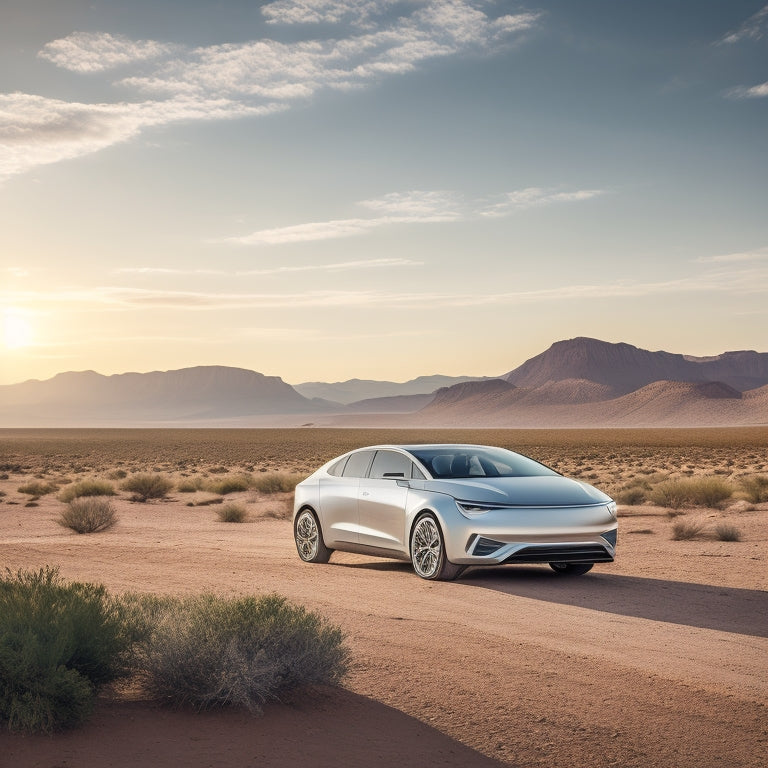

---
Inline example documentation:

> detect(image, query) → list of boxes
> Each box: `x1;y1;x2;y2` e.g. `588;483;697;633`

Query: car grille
503;544;613;564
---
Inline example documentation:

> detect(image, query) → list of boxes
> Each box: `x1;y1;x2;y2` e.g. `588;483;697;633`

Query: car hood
421;475;611;507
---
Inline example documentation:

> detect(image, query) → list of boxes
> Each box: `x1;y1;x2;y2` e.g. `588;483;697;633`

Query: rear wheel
294;509;332;564
410;514;463;581
549;562;594;576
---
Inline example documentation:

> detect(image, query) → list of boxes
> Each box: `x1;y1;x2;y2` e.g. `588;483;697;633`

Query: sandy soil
1;466;767;767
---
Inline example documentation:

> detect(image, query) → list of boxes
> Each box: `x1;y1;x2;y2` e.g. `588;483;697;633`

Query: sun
3;310;34;349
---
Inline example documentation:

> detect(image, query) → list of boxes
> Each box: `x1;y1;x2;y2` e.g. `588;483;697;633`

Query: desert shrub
262;505;292;521
58;480;116;503
107;469;127;480
671;519;706;540
177;477;205;493
0;567;135;733
17;480;58;497
217;504;247;523
133;593;348;712
121;473;173;502
59;498;117;534
740;475;768;503
251;473;304;494
204;475;252;495
614;483;647;506
650;477;732;509
714;523;741;542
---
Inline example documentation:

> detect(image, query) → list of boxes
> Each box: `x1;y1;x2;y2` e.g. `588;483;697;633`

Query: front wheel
549;562;594;576
410;514;463;581
294;509;332;564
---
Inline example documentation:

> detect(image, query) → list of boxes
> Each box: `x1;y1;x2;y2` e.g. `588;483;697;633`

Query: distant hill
293;375;493;405
0;366;323;427
3;338;767;427
412;379;767;428
504;337;768;394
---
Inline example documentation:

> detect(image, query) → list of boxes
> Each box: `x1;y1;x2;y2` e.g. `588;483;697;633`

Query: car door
318;449;375;545
358;449;412;551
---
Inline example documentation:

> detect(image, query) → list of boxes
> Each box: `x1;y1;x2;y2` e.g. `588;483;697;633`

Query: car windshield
408;446;559;479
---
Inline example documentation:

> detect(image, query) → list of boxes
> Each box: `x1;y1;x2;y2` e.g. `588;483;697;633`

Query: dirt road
2;497;767;768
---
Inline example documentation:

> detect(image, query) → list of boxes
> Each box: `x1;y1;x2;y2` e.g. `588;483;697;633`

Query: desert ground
1;427;766;768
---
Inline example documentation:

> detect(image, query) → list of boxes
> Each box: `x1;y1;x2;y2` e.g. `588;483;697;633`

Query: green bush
59;497;117;534
134;593;348;712
121;473;174;502
251;473;304;494
205;475;252;495
740;475;768;503
649;477;732;509
17;480;58;497
217;504;247;523
0;567;135;733
58;480;116;503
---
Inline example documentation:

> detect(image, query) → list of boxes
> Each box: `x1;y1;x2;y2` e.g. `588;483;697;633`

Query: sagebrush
650;477;732;509
121;473;174;502
58;479;116;503
59;497;117;534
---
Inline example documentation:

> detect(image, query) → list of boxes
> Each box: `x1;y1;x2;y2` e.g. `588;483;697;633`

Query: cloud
0;93;283;180
727;81;768;99
38;31;175;73
6;262;765;315
223;187;605;245
1;2;539;180
718;4;768;45
117;258;421;275
695;247;768;263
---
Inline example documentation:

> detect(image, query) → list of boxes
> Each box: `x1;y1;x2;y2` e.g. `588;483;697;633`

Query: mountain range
1;337;766;427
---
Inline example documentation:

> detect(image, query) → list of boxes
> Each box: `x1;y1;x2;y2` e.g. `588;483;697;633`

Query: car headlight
456;501;497;518
607;501;617;520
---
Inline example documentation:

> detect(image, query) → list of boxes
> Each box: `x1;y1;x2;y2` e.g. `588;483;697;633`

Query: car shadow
336;560;768;638
459;567;768;638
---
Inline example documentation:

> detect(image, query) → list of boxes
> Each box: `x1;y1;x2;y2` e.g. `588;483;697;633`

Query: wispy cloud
0;93;282;180
38;31;176;73
726;81;768;99
1;2;540;181
223;187;606;245
117;258;421;275
718;4;768;45
695;246;768;263
5;263;765;313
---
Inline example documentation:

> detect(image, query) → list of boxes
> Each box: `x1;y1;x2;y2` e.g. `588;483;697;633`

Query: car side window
327;457;348;477
341;450;375;478
369;450;412;479
411;463;426;480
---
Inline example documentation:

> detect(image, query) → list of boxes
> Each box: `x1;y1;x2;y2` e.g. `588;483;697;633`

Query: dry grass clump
671;519;706;540
58;479;116;503
714;523;742;542
177;477;206;493
17;480;59;497
121;473;174;502
204;475;252;495
59;498;118;534
131;593;349;713
251;472;304;494
262;504;293;521
739;475;768;503
649;477;732;510
216;503;247;523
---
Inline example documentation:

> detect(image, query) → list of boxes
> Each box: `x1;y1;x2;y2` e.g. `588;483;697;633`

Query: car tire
294;509;332;564
410;514;463;581
549;562;594;575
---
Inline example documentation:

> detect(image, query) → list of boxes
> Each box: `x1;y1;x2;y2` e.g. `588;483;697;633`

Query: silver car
293;444;617;581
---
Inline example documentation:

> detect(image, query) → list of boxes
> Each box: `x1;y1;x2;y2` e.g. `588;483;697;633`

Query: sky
1;0;767;386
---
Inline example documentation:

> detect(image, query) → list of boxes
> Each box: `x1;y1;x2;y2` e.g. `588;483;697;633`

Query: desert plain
0;426;766;768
